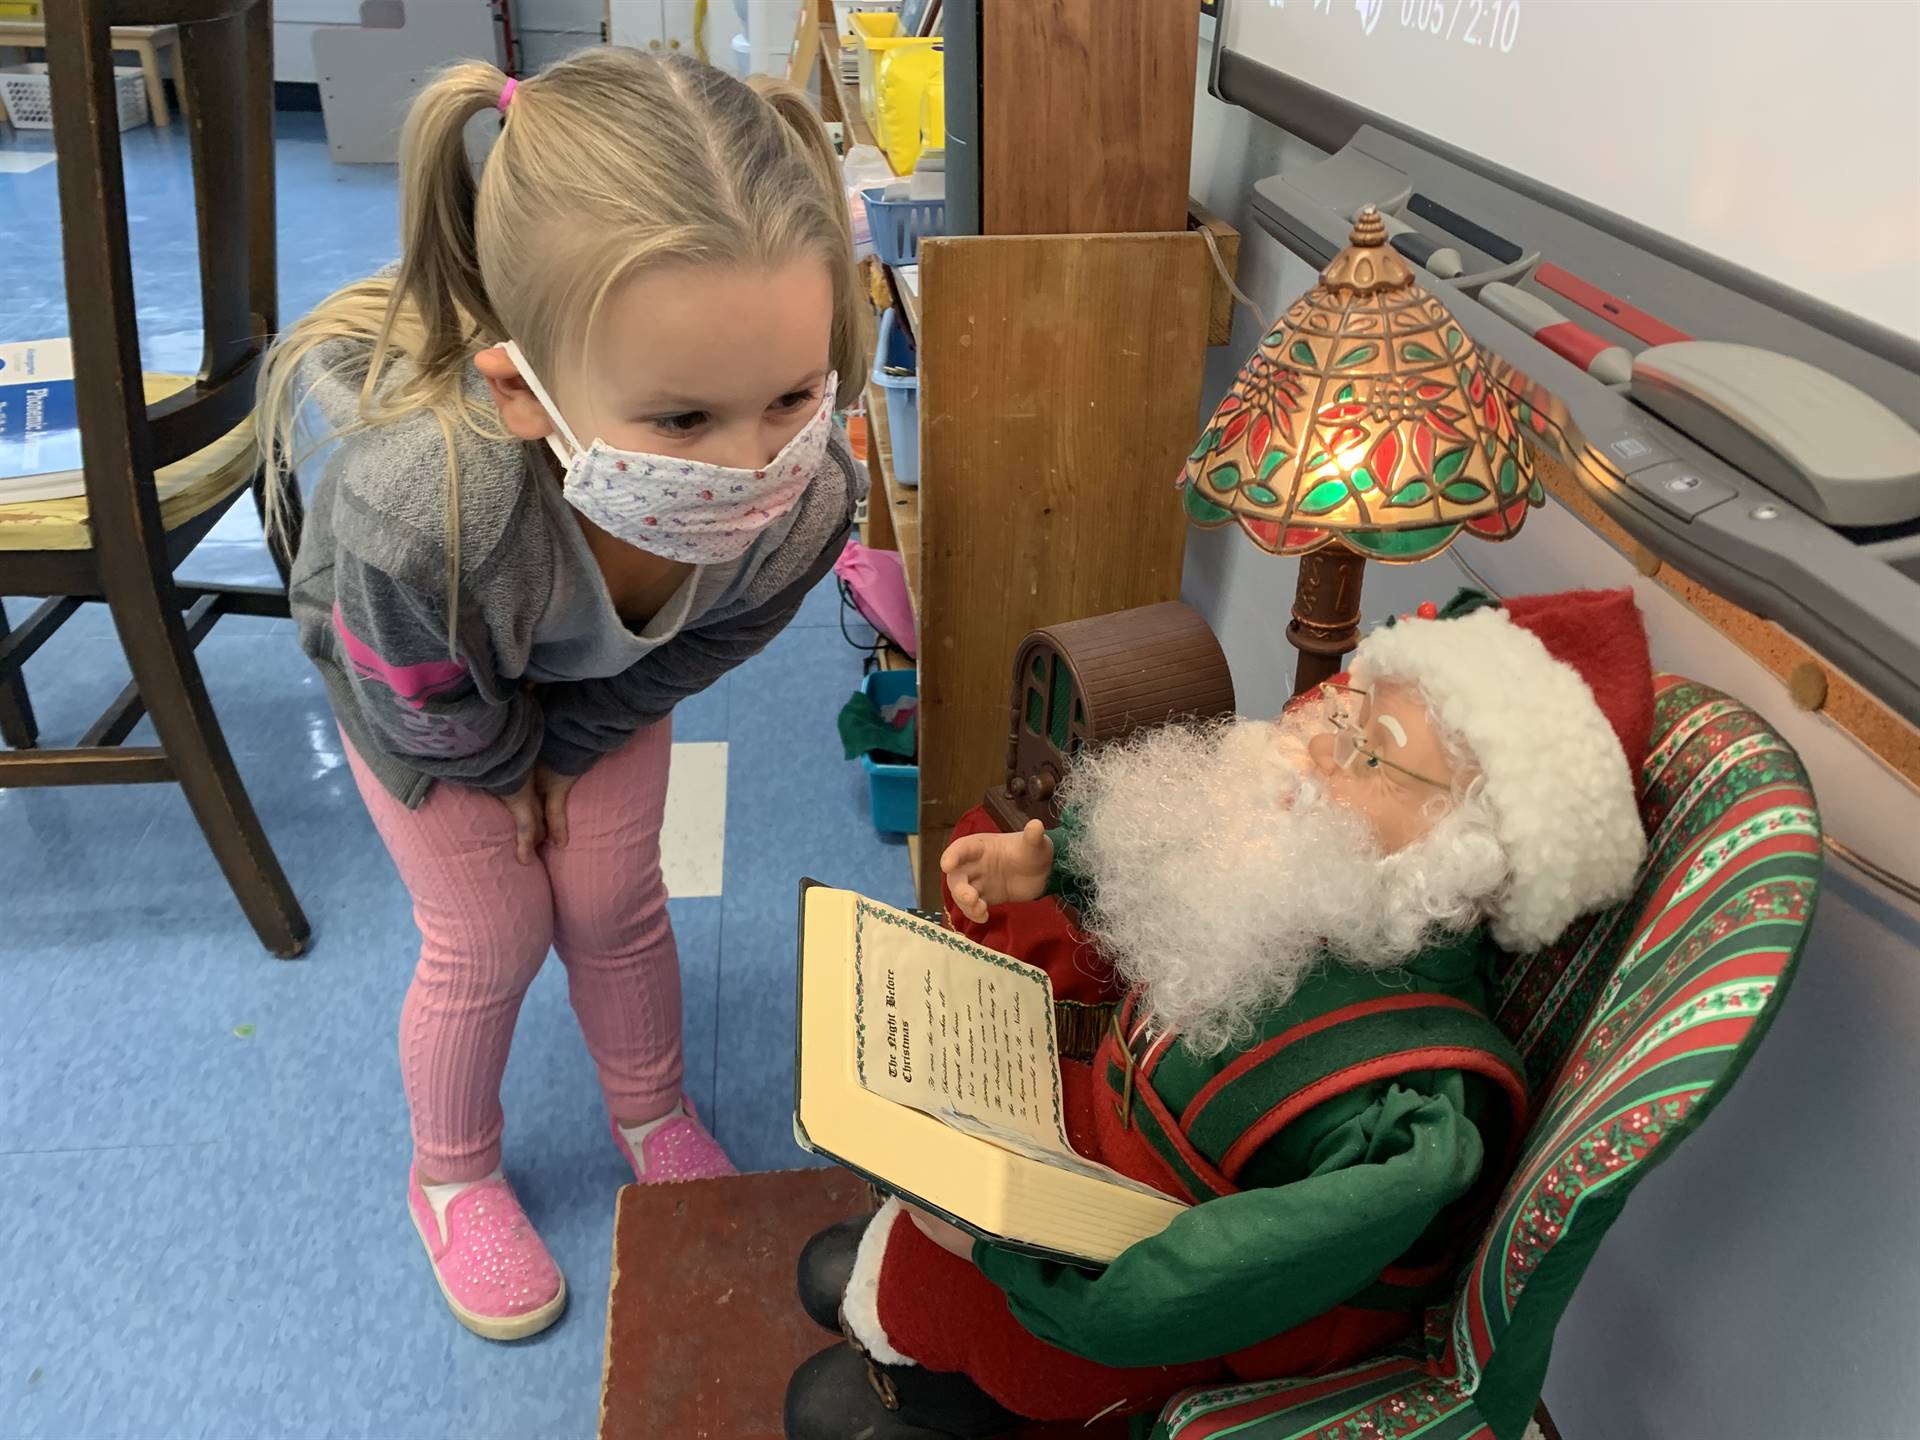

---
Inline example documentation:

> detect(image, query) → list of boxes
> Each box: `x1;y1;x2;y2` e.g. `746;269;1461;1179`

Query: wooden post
980;0;1199;235
914;231;1212;903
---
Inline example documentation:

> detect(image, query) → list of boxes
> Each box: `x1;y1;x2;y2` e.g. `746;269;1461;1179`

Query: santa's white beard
1057;714;1510;1058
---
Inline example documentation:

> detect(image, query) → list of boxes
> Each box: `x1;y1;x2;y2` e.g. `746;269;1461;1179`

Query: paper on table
895;264;920;297
851;898;1075;1154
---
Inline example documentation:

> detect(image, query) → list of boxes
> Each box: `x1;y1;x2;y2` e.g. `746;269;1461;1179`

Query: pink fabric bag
833;539;918;659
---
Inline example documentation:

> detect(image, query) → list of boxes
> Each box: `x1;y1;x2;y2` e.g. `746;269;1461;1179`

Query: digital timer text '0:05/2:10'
1395;0;1522;52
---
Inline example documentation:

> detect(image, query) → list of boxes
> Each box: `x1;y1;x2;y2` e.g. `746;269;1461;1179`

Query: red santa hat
1349;587;1654;952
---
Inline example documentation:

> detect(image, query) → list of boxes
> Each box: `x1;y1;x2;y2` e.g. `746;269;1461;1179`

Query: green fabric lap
974;1084;1485;1368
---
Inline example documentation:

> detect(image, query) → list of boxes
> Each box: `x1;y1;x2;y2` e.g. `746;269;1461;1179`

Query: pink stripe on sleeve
332;601;470;709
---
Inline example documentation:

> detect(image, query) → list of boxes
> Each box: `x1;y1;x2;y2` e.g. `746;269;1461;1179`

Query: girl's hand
499;775;545;865
940;819;1053;923
537;765;581;850
497;766;580;863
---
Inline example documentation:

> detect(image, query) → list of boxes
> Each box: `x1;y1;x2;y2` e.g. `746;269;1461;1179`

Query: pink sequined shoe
407;1168;567;1341
610;1098;737;1183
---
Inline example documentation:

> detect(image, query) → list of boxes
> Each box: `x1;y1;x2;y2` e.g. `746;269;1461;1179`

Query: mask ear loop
500;340;586;466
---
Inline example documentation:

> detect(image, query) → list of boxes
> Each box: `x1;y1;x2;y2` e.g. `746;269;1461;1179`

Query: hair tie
497;77;519;113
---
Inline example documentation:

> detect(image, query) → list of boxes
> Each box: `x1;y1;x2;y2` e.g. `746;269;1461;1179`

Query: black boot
783;1341;1020;1440
796;1213;874;1332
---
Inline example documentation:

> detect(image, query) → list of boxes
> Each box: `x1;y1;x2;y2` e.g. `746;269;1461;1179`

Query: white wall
1188;32;1920;1440
274;0;364;84
517;0;606;72
277;1;505;84
278;2;783;85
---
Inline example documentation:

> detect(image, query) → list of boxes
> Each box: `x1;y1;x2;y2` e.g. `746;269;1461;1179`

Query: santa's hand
941;819;1054;923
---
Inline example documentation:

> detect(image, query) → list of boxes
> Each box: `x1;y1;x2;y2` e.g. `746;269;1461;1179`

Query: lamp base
1288;549;1367;696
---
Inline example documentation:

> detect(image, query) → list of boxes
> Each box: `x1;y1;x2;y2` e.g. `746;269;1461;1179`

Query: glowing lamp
1179;206;1545;694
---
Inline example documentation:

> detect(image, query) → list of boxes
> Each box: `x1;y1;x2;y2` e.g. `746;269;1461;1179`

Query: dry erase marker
1479;282;1634;385
1408;193;1523;266
1366;208;1465;279
1533;262;1693;347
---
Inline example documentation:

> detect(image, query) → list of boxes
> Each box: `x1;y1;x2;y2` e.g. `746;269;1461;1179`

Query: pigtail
374;63;510;396
749;76;870;408
378;62;518;647
257;63;514;647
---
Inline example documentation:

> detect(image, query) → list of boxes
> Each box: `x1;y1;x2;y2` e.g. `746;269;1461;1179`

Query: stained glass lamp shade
1178;207;1545;692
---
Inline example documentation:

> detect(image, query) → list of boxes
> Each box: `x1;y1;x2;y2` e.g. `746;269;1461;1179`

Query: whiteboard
1219;0;1920;341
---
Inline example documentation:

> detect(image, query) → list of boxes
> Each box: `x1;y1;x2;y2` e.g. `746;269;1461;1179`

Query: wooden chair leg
107;582;310;958
0;599;39;750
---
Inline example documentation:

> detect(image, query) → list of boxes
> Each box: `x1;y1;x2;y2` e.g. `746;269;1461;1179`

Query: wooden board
1536;450;1920;791
598;1170;870;1440
981;0;1198;235
914;232;1211;901
786;2;820;90
814;22;844;124
816;21;876;150
1188;199;1242;347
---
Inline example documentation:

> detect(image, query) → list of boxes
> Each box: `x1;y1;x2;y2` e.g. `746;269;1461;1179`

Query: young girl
256;49;866;1341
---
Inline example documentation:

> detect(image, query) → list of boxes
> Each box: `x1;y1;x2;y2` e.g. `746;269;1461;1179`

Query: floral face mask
502;340;835;564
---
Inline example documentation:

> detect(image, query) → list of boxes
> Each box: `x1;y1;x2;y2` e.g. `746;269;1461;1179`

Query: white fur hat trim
1351;607;1645;952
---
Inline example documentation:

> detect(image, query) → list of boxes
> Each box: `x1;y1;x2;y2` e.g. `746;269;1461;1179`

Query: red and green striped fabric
1151;677;1821;1440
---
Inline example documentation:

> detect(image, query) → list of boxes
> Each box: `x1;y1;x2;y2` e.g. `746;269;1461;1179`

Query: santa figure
785;587;1654;1440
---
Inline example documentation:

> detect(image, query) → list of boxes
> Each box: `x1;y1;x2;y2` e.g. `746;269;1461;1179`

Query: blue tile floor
1;114;913;1437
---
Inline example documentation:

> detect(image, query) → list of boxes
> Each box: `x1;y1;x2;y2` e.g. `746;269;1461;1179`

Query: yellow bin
876;45;942;176
853;19;940;141
847;9;898;121
921;76;945;156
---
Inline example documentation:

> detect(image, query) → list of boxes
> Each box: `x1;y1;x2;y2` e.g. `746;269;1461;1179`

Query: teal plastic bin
859;669;918;834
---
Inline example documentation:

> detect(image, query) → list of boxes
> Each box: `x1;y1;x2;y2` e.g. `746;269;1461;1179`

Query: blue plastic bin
859;668;919;835
871;307;921;488
862;186;947;266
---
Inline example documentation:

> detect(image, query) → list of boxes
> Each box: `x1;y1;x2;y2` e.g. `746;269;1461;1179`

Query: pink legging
345;719;683;1183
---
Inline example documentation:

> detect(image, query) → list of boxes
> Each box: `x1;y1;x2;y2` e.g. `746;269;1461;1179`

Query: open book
793;882;1187;1267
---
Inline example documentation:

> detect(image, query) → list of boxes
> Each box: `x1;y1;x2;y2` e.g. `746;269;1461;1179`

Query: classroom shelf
888;263;922;339
815;1;1226;905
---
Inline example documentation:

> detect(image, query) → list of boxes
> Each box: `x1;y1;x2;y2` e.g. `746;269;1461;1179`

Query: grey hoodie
289;336;863;807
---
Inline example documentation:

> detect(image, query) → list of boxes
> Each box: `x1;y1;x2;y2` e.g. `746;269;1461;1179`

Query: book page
935;1109;1188;1202
851;899;1076;1154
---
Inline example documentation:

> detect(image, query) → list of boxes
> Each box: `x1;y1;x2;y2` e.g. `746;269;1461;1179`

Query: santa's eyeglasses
1316;682;1451;790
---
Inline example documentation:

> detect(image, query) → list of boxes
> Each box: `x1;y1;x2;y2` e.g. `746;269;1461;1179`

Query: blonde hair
256;49;865;638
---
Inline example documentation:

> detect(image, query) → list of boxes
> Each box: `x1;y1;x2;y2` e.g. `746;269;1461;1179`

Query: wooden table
0;21;181;128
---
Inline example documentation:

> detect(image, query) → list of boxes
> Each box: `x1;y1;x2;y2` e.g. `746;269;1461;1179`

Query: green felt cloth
837;690;916;763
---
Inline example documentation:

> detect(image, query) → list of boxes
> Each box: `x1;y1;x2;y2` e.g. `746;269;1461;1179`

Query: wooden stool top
599;1169;871;1440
